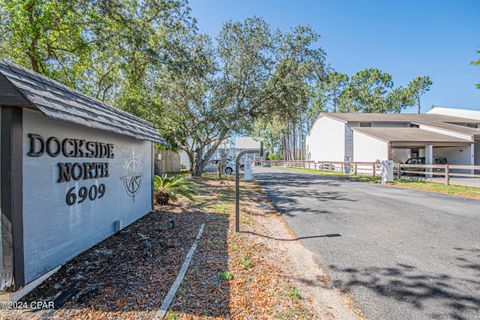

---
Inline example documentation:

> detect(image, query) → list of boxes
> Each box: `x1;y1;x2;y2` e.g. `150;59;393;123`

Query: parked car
203;159;244;175
401;156;447;175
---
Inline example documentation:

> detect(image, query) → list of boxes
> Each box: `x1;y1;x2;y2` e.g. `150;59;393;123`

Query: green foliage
267;151;283;160
288;287;301;298
241;256;253;268
319;71;349;112
153;174;197;204
205;203;229;213
0;0;92;86
339;68;394;112
166;312;180;320
471;49;480;89
406;76;433;113
158;17;325;175
0;0;192;114
218;271;234;281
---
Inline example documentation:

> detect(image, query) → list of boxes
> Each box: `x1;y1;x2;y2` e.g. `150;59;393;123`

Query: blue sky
189;0;480;113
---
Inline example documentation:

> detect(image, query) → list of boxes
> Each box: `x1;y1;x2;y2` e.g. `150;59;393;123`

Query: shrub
153;174;197;205
218;271;234;281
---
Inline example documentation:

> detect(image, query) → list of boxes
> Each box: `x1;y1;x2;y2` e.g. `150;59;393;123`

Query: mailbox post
235;142;263;232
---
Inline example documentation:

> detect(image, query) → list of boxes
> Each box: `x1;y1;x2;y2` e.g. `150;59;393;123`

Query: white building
306;107;480;166
179;136;262;170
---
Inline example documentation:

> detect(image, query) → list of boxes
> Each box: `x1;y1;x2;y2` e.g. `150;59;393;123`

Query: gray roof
353;127;473;145
0;60;165;144
322;112;480;124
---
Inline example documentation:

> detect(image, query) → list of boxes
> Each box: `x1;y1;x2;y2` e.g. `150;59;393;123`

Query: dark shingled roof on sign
0;60;166;144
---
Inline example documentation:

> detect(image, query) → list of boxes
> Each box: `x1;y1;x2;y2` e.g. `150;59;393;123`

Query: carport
352;128;475;172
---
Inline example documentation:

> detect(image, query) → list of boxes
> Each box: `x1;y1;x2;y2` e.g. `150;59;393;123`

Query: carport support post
445;165;450;185
425;144;433;178
235;143;263;233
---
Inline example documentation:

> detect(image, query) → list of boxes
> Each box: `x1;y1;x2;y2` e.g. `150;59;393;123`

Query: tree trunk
191;130;229;177
292;123;297;160
192;161;204;177
417;96;421;114
192;147;204;177
186;150;194;174
333;87;337;112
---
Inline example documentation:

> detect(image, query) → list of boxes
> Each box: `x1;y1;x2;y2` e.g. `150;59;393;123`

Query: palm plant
153;174;197;205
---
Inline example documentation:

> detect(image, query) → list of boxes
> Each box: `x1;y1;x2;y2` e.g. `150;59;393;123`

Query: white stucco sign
22;110;153;283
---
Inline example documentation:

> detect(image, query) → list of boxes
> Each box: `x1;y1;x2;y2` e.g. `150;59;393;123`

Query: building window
359;122;372;127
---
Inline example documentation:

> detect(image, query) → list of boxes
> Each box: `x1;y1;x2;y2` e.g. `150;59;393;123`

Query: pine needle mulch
166;174;314;319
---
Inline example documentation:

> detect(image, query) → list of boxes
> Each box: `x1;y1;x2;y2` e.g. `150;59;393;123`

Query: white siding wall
306;116;345;161
434;145;474;165
345;125;353;161
391;148;411;163
353;131;389;162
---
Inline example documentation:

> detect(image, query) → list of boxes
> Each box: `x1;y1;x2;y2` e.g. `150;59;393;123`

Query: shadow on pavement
329;255;480;320
240;230;341;241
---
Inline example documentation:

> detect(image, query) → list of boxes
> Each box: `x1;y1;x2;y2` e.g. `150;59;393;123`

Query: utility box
244;158;253;181
0;60;165;294
381;160;394;183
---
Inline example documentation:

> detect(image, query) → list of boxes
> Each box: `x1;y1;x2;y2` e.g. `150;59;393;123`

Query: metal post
235;155;241;232
235;144;263;233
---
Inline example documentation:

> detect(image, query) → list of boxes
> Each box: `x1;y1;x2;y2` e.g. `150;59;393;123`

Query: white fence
257;160;381;177
256;160;480;185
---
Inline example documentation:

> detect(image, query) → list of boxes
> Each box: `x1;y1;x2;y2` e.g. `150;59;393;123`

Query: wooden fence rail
256;160;381;177
396;163;480;185
257;160;480;185
155;150;180;174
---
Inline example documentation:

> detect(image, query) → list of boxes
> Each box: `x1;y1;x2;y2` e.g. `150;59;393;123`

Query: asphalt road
253;167;480;320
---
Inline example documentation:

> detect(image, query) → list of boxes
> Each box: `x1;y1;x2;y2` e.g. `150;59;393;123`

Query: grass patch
241;256;254;269
218;271;234;281
389;179;480;199
166;312;180;320
288;287;301;299
204;203;230;213
275;166;381;183
240;215;253;225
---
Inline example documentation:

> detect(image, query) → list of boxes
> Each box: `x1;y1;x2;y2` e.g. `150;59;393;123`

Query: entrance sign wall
0;60;164;293
22;110;153;284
